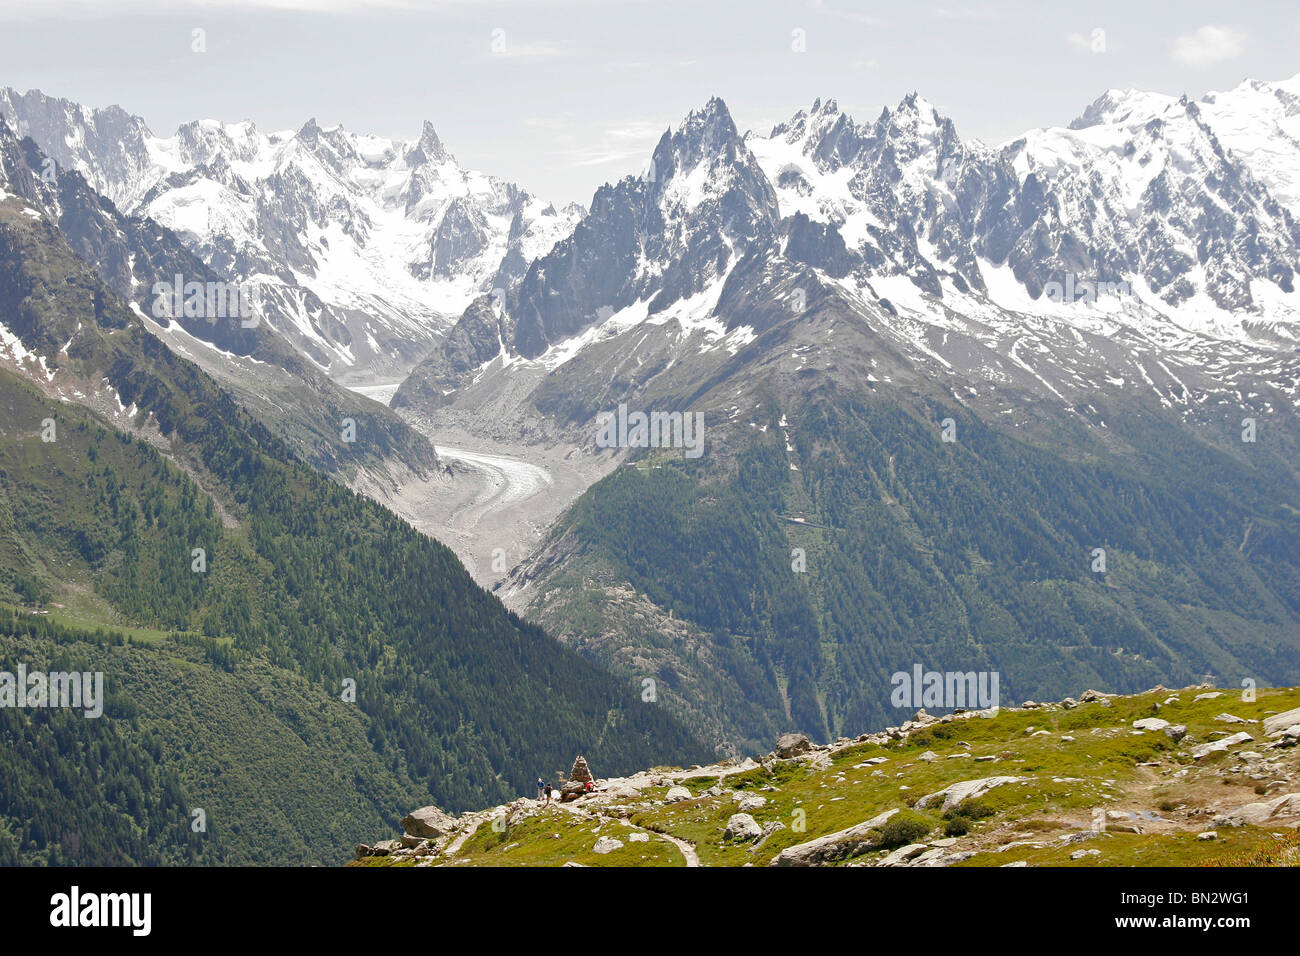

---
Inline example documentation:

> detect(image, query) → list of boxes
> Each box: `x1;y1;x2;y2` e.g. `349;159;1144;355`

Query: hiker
536;777;546;802
583;779;594;794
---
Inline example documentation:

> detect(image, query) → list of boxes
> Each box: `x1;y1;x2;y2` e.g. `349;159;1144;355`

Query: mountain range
0;87;584;384
392;77;1300;753
1;74;1298;855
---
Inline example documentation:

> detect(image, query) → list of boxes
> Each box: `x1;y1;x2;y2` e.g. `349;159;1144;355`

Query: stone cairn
559;755;593;801
569;755;593;784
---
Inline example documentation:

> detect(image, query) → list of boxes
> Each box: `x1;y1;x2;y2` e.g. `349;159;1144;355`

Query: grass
396;685;1300;867
445;808;686;868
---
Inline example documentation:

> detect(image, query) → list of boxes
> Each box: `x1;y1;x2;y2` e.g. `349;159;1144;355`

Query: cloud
1170;25;1245;68
0;0;494;19
488;38;565;59
1066;29;1106;54
928;5;1003;21
807;0;883;26
572;151;646;168
566;118;667;168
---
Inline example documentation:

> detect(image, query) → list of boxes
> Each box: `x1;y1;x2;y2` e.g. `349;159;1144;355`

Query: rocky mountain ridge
396;78;1300;458
353;684;1300;867
0;86;584;381
0;114;440;483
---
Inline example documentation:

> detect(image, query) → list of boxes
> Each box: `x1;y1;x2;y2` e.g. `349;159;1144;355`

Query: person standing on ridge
536;777;547;802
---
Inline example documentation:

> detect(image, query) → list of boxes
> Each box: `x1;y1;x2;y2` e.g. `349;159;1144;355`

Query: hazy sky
0;0;1297;204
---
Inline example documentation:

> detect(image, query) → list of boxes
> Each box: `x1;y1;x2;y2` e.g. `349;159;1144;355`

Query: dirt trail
442;817;483;857
547;798;701;867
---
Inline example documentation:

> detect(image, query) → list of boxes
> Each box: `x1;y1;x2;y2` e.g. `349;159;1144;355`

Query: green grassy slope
521;389;1300;752
355;685;1300;868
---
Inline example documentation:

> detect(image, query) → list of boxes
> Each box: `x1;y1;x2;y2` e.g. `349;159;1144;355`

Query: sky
0;0;1296;205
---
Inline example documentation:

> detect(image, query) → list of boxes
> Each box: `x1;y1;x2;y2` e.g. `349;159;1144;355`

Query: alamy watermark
50;886;150;936
1042;273;1130;305
596;403;704;459
0;665;104;718
151;274;261;327
891;664;1000;712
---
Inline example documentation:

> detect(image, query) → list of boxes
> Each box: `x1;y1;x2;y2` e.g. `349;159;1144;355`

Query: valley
362;418;616;591
1;57;1299;873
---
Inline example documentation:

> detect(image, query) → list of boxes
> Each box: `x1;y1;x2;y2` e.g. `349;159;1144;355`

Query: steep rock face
507;97;779;359
0;87;156;208
391;295;506;409
1113;76;1300;219
419;197;491;280
996;96;1300;312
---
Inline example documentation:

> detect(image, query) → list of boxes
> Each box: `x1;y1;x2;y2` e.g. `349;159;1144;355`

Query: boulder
1269;726;1300;749
664;786;692;803
628;832;650;843
768;809;899;866
1132;717;1170;731
909;846;949;866
775;733;812;759
878;843;928;867
1263;707;1300;736
559;781;586;802
1191;732;1253;760
724;813;763;841
1214;793;1300;827
737;795;767;812
914;776;1030;813
402;805;457;839
592;836;623;854
1165;724;1188;743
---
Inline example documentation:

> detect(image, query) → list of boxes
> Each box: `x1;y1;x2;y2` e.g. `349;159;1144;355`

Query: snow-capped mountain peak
0;86;582;380
1067;88;1181;130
